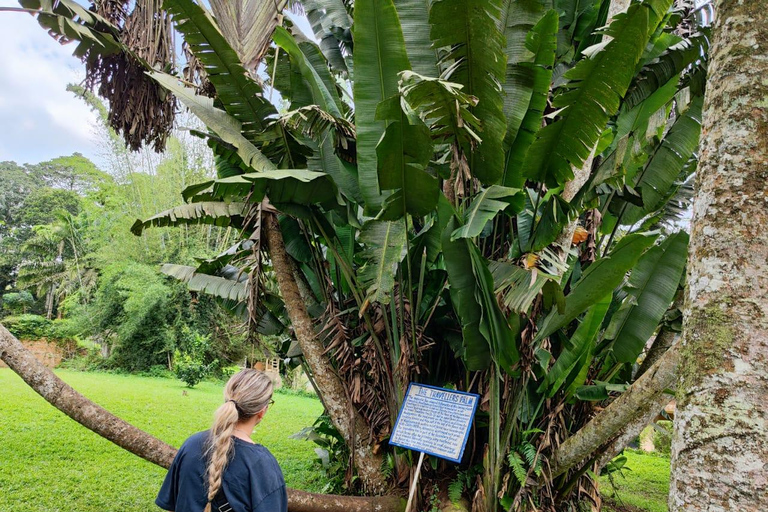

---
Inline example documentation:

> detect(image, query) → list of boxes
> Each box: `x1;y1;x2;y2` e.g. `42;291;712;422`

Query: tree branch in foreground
548;343;680;478
0;323;403;512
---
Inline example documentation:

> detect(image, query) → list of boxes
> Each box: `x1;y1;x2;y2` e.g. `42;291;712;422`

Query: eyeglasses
268;399;275;407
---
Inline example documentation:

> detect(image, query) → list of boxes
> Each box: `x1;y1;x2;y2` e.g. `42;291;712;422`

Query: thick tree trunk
0;323;403;512
549;343;680;478
264;214;388;494
669;1;768;510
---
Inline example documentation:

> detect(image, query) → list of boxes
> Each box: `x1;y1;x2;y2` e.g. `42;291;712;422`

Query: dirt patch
0;339;71;369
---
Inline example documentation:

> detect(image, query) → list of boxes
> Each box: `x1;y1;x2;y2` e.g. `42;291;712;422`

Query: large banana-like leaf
272;28;360;201
209;0;288;70
602;231;688;363
19;0;121;58
130;202;246;236
539;293;611;398
163;0;276;141
161;263;247;301
353;0;411;211
399;71;482;149
624;32;709;110
522;0;674;187
443;217;519;371
188;170;340;210
149;72;276;172
430;0;507;185
160;264;285;335
614;75;679;144
358;219;407;306
535;232;658;342
375;99;438;220
451;186;521;240
393;0;439;77
502;9;558;188
620;96;702;225
302;0;353;76
499;1;549;146
273;27;343;116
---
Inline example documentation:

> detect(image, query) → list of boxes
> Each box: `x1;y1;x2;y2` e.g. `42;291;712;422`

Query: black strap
211;490;234;512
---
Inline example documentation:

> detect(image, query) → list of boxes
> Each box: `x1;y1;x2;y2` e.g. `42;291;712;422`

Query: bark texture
549;343;680;478
264;214;387;494
0;323;403;512
669;1;768;510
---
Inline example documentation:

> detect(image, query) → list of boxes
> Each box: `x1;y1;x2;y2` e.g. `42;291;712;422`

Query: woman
156;369;288;512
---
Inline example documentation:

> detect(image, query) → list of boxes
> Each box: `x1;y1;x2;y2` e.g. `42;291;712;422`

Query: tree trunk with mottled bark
264;214;388;494
669;1;768;510
0;323;403;512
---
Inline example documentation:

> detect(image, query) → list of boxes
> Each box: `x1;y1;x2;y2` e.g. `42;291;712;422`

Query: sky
0;0;101;166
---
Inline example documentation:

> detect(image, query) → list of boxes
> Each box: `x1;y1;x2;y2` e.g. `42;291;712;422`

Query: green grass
0;368;325;512
600;450;671;512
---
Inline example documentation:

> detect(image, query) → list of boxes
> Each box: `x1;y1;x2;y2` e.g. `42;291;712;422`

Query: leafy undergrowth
0;368;324;512
600;450;671;512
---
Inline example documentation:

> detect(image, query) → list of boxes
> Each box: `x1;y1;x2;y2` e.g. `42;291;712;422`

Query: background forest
0;98;252;375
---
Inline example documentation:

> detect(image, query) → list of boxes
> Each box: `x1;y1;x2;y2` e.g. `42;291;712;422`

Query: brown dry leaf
572;226;589;244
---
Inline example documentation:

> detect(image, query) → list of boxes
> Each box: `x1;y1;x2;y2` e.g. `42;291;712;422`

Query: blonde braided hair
204;369;273;512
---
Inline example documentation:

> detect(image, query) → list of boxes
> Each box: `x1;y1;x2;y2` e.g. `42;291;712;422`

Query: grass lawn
600;450;671;512
0;368;324;512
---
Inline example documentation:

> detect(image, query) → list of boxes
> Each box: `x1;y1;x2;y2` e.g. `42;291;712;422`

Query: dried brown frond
579;209;601;265
86;0;176;152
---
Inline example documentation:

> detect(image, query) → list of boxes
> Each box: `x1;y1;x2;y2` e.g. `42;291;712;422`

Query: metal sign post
389;383;480;511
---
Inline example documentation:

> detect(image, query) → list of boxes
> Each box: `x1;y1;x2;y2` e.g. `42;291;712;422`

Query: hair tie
227;399;238;406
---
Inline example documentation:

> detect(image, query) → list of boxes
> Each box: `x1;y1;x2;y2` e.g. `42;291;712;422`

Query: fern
508;451;527;486
448;477;464;504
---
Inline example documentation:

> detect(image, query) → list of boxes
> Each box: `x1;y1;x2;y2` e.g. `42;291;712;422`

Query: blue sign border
388;382;480;463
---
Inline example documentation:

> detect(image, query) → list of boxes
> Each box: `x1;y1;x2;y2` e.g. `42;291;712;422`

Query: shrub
3;314;52;339
1;291;35;315
652;420;673;456
142;365;175;379
174;352;216;388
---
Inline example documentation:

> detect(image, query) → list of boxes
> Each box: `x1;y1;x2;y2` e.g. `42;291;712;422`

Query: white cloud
0;0;100;166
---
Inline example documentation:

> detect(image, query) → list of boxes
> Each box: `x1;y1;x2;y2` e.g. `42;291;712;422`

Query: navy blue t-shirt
156;431;287;512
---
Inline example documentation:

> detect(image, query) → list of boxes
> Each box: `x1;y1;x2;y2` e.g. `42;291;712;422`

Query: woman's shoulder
234;440;283;475
178;430;210;454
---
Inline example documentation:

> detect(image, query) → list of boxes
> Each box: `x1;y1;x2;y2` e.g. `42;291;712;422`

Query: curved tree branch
0;323;403;512
548;342;680;478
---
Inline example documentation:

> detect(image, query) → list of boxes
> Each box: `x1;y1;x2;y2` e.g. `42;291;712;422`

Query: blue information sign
389;383;480;463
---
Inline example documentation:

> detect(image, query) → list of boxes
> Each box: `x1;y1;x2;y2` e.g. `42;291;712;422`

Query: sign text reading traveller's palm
389;383;480;463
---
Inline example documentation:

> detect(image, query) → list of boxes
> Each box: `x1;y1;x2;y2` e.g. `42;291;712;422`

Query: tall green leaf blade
353;0;411;211
443;217;491;369
535;232;658;341
130;202;246;235
620;96;703;225
149;72;276;172
503;9;558;188
451;186;521;240
539;293;610;397
430;0;508;184
359;219;407;305
393;0;439;77
603;231;688;363
522;0;674;187
273;27;343;116
376;120;439;220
